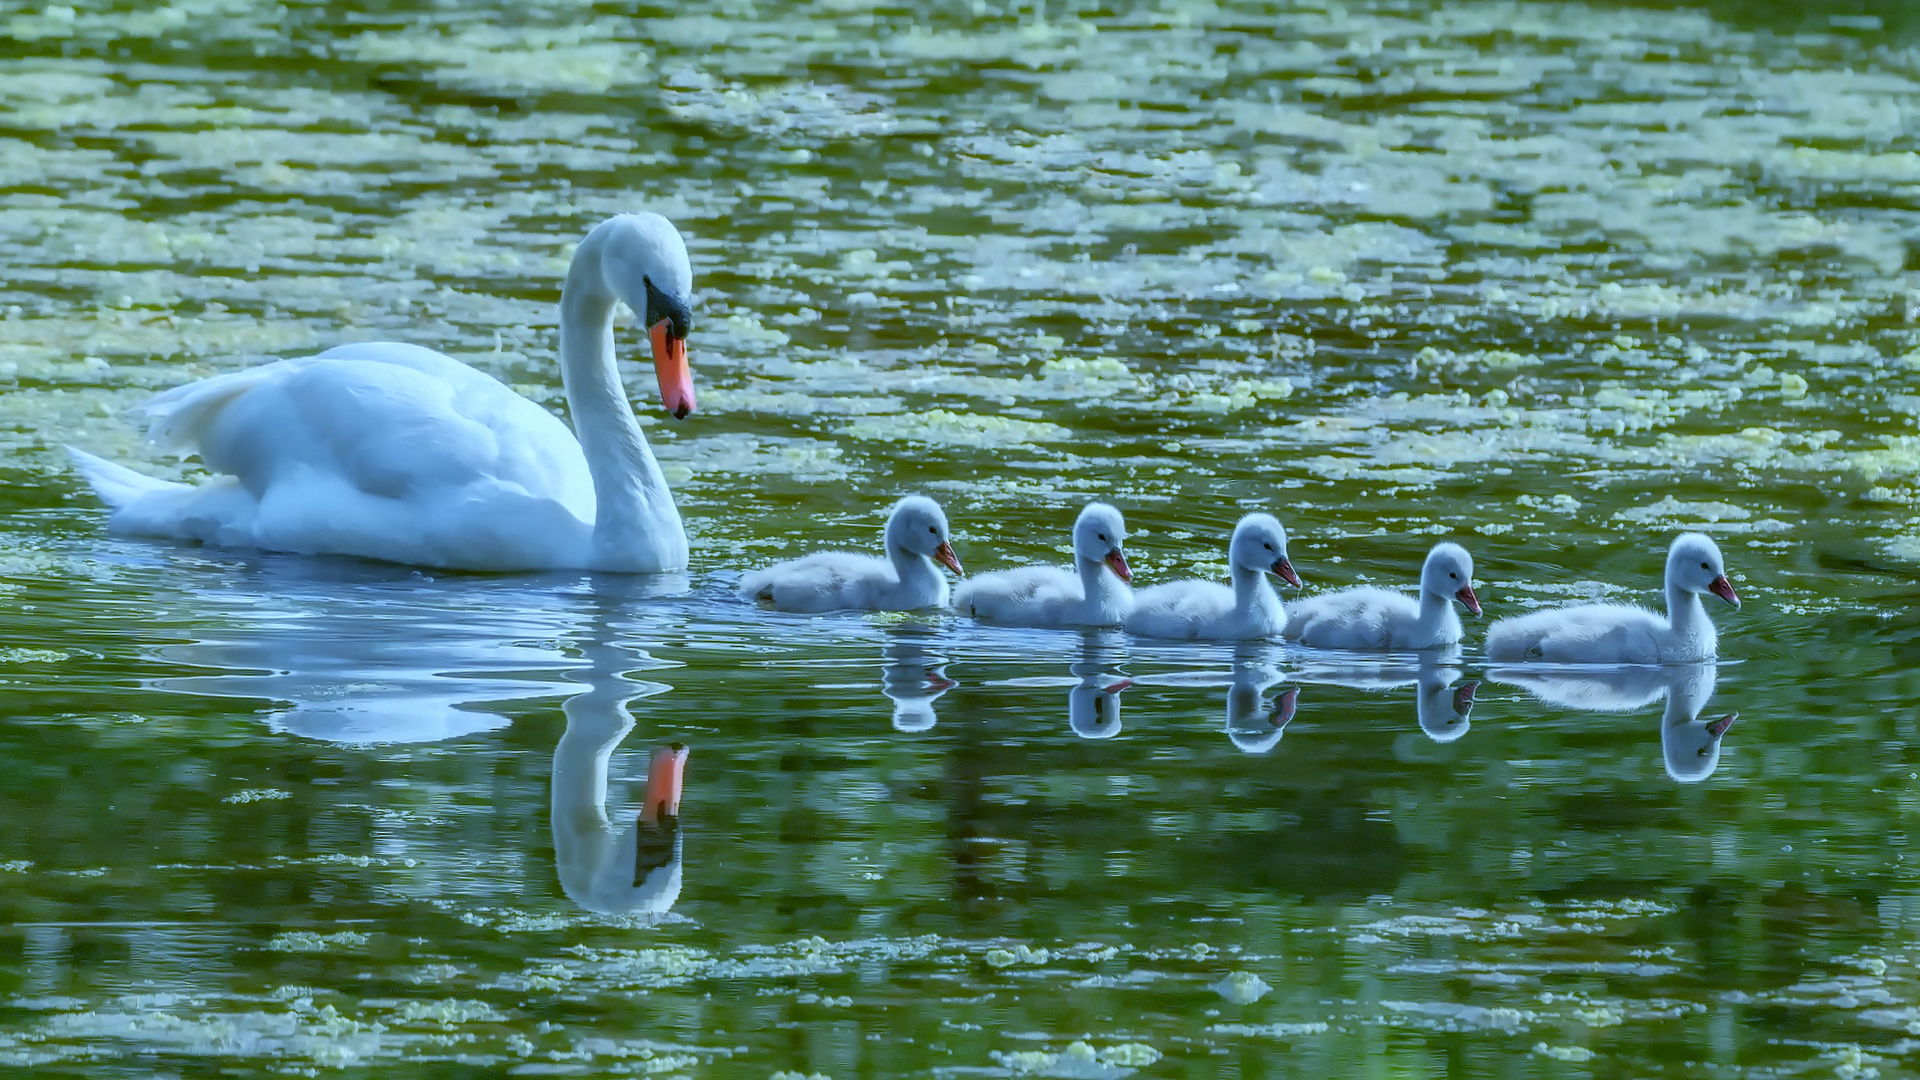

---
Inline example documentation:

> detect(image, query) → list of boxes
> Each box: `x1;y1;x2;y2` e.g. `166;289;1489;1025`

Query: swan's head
564;742;687;915
1229;513;1302;586
887;496;963;574
1664;711;1736;782
883;662;956;733
1421;542;1481;615
1667;532;1739;607
1072;502;1131;583
596;213;696;420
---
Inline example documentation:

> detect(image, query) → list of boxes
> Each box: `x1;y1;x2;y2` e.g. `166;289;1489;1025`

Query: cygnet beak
934;542;963;575
1105;548;1133;583
1270;687;1299;728
1708;575;1740;608
647;319;695;420
1705;712;1738;738
1103;678;1134;694
1271;557;1302;588
1456;585;1482;616
639;742;688;824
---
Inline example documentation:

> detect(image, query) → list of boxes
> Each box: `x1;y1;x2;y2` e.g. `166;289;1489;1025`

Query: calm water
6;0;1920;1076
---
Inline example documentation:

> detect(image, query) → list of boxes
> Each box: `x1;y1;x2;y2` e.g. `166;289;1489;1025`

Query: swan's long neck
1665;581;1715;652
889;541;939;592
559;241;684;570
1416;589;1461;645
1079;555;1124;608
1231;564;1277;618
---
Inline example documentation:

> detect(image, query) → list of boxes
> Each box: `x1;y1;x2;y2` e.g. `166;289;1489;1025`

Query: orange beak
1105;549;1132;583
648;319;695;420
934;542;963;575
1708;575;1740;608
1271;687;1299;728
639;742;687;824
1706;712;1738;738
1456;585;1482;616
1272;557;1302;588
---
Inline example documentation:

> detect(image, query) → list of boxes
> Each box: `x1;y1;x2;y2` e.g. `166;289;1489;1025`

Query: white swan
1485;533;1739;664
1284;542;1481;651
1123;513;1301;641
954;502;1133;627
1488;663;1733;782
66;213;697;573
739;495;962;613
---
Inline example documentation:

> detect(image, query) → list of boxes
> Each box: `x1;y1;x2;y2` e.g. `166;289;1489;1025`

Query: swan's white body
1124;512;1300;641
68;213;698;573
955;502;1133;628
1485;533;1740;664
1284;542;1481;651
740;495;962;613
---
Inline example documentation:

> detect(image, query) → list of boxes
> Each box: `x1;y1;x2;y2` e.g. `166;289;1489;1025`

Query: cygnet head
587;213;696;419
1420;542;1481;615
1663;711;1737;782
1072;502;1131;582
1228;513;1303;587
1667;532;1739;607
886;496;963;574
1225;685;1299;754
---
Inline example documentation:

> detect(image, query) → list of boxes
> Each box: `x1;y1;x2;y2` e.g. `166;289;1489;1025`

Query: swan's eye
1263;542;1273;551
1097;533;1106;542
1449;572;1458;579
929;526;938;535
1701;561;1710;570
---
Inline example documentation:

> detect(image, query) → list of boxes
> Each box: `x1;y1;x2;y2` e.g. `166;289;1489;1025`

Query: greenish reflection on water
5;0;1920;1075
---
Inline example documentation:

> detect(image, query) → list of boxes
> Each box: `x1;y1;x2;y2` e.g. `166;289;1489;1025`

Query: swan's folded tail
64;445;183;509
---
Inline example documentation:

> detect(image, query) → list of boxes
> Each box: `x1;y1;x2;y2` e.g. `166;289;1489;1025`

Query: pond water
6;0;1920;1076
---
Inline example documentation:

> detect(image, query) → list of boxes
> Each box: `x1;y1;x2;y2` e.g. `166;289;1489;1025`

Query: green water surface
4;0;1920;1076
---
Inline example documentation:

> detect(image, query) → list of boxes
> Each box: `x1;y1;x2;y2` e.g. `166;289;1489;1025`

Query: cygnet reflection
1065;632;1132;739
1131;647;1299;753
1291;654;1477;743
880;633;956;733
1487;662;1734;782
551;633;687;915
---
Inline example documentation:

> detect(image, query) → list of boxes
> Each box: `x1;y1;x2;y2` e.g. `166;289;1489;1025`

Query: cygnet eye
1449;571;1458;579
1097;533;1106;542
1263;542;1273;551
1698;746;1710;756
1700;561;1710;570
929;526;938;535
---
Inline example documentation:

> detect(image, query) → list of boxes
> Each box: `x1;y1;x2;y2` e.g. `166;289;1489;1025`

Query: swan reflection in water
881;631;956;733
1292;654;1478;743
1130;647;1299;753
551;630;688;915
1488;662;1735;782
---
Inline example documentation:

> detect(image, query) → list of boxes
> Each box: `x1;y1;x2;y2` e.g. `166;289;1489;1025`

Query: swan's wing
148;347;592;520
740;552;888;612
1283;587;1411;650
954;565;1077;619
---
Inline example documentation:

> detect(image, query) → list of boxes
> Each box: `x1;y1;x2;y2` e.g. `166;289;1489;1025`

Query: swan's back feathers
1484;603;1666;664
954;566;1078;622
1284;586;1419;650
739;551;891;613
1125;581;1236;639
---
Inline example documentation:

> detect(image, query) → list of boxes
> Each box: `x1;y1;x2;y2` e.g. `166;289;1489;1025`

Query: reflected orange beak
1455;681;1478;713
640;742;688;824
1105;549;1132;583
1708;575;1740;608
934;542;963;575
1272;557;1302;588
1271;687;1299;728
1103;678;1133;694
648;318;695;420
1706;712;1738;738
1456;585;1482;616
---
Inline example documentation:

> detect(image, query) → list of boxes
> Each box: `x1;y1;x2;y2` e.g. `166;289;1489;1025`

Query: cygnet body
1285;542;1481;651
955;502;1133;627
1484;533;1739;664
1124;513;1301;641
740;495;962;613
